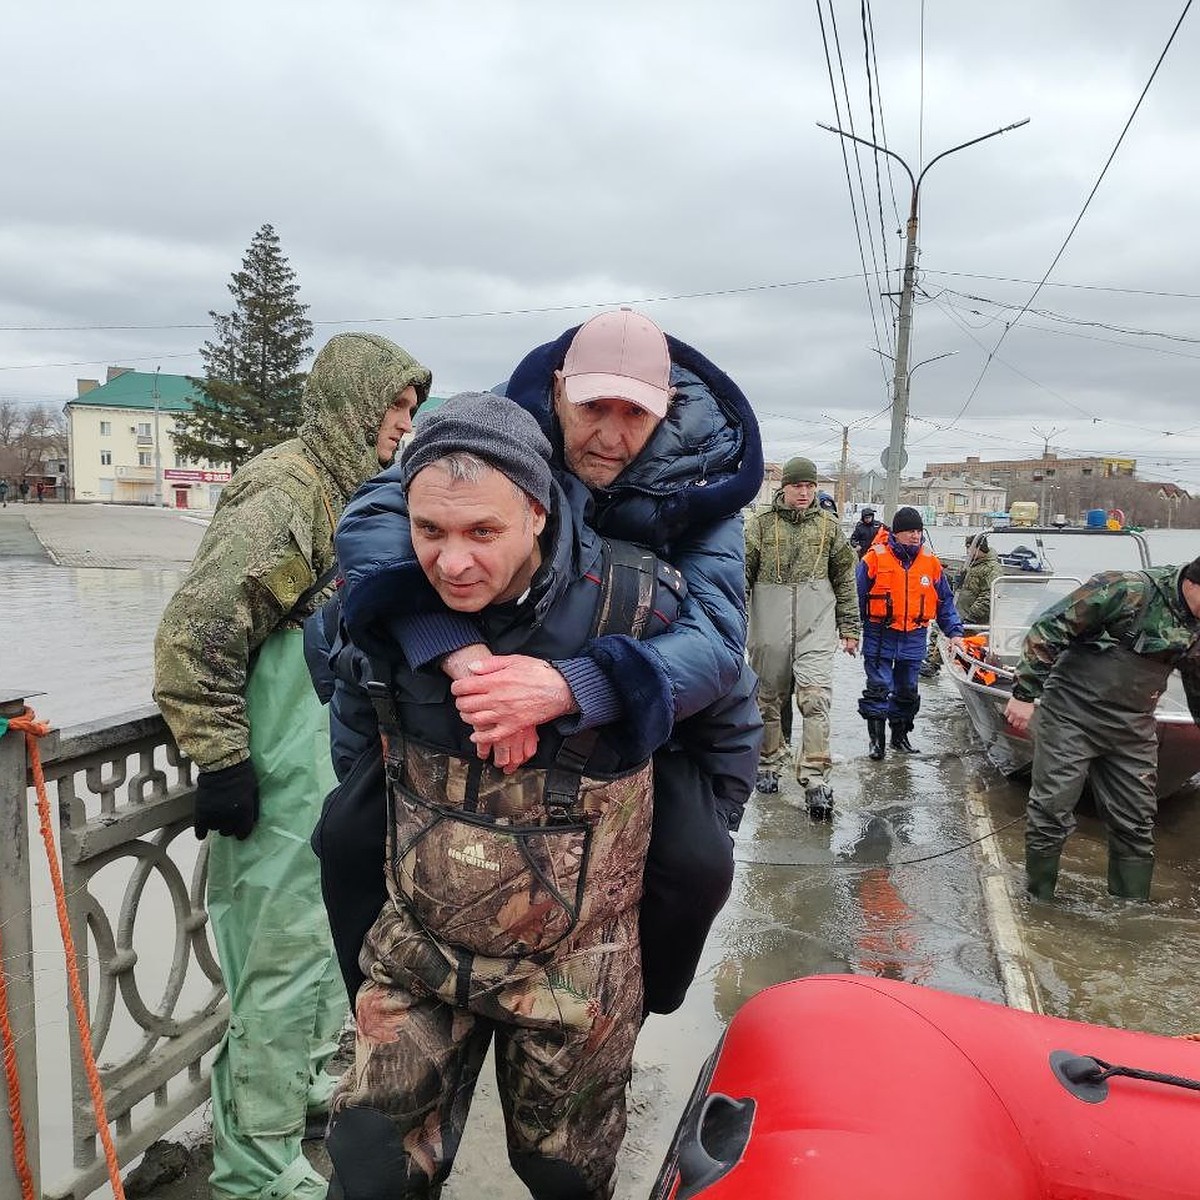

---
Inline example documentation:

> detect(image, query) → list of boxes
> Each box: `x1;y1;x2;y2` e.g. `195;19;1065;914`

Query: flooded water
3;560;185;724
4;511;1200;1198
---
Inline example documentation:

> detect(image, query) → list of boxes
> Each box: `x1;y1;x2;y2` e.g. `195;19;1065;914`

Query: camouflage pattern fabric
745;491;860;636
1012;566;1200;712
154;333;430;770
389;742;650;963
955;548;1003;626
330;744;652;1196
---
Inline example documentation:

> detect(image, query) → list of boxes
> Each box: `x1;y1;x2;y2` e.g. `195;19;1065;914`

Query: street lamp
819;118;1030;523
152;366;163;507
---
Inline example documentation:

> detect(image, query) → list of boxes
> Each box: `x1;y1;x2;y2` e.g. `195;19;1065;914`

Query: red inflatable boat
651;975;1200;1199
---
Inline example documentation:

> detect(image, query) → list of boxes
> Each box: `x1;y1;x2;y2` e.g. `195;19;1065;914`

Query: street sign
880;447;909;470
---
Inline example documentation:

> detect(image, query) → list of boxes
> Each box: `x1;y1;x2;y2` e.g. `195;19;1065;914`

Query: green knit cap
781;456;818;485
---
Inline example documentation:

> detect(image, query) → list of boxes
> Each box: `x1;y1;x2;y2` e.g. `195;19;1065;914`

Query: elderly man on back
323;309;764;1020
745;455;860;816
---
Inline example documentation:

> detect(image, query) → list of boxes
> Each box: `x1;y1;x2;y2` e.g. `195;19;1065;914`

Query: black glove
195;759;260;840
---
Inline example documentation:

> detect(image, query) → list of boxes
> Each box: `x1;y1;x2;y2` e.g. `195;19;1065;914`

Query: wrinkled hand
440;645;542;771
841;637;859;657
194;759;260;840
1005;697;1036;735
450;654;577;744
475;726;540;774
948;636;968;657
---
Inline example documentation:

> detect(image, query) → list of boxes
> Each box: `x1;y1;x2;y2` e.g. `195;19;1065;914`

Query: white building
65;368;229;508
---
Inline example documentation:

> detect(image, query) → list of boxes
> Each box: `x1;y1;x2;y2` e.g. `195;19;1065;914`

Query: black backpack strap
589;538;682;639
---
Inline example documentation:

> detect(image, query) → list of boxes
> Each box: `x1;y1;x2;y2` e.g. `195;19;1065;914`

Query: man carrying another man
321;393;710;1199
746;455;860;815
1006;558;1200;902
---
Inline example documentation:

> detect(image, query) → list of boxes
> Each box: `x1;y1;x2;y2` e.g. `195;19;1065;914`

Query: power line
923;269;1200;302
943;0;1194;429
931;286;1200;346
817;0;896;372
0;273;868;336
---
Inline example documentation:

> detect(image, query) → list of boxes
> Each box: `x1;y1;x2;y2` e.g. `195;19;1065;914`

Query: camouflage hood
299;333;431;502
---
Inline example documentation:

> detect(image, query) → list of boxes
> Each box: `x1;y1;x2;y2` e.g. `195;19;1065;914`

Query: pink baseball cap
560;308;674;418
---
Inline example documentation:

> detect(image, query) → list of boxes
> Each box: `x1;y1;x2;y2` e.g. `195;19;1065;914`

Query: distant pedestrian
18;479;29;503
35;480;44;502
857;506;966;759
850;506;886;558
0;479;8;507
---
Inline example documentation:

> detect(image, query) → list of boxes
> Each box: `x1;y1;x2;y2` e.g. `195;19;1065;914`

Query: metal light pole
818;118;1030;523
152;365;163;507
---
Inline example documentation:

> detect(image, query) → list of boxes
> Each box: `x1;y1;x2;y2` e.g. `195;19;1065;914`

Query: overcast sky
4;1;1199;488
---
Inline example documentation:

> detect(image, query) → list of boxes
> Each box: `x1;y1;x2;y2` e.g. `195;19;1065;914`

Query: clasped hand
448;653;577;774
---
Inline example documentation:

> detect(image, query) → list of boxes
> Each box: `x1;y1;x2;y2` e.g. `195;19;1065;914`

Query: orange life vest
864;542;943;632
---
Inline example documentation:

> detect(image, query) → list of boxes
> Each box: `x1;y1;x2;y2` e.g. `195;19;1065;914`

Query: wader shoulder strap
1121;573;1156;653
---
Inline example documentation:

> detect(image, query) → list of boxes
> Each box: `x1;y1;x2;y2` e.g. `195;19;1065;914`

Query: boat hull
650;975;1200;1199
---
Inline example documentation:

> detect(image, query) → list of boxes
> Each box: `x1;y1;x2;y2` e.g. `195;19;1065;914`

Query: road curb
965;788;1042;1013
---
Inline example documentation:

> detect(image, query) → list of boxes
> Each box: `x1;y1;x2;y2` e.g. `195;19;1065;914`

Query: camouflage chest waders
1026;643;1173;874
328;721;652;1200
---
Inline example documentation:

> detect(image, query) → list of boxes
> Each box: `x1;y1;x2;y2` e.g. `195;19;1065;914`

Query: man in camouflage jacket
154;333;431;1200
1005;558;1200;902
745;456;860;816
921;536;1002;676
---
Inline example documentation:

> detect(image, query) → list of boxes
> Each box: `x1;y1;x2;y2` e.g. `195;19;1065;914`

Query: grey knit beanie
399;392;554;508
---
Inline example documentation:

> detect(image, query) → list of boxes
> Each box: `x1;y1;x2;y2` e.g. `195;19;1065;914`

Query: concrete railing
1;695;225;1200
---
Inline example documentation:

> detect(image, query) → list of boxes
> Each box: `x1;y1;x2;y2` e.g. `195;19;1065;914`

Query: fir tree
175;224;314;470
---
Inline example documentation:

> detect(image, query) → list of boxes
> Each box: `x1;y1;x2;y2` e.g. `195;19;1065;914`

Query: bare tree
0;401;67;478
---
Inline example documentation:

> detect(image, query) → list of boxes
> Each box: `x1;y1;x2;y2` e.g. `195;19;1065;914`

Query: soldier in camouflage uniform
154;333;431;1200
320;394;685;1200
921;535;1002;676
746;456;860;817
1006;558;1200;902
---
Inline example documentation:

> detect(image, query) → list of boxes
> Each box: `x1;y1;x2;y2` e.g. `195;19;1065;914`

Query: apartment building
65;368;229;507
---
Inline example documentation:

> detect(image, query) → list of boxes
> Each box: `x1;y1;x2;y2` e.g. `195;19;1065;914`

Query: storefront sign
163;469;232;483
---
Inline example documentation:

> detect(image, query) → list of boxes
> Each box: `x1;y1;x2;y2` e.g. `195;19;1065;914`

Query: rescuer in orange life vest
856;506;967;759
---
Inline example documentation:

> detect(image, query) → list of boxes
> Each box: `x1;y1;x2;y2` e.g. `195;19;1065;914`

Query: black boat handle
675;1092;755;1196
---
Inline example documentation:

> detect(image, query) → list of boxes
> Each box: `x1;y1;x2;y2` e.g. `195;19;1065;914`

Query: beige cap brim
562;372;671;419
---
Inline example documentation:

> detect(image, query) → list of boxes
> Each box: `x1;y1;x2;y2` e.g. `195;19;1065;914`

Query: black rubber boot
1025;850;1060;902
804;783;834;820
889;721;918;753
1108;855;1153;900
755;768;780;794
867;718;887;761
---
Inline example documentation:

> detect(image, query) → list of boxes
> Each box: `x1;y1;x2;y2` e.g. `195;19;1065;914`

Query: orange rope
7;708;126;1200
0;917;36;1200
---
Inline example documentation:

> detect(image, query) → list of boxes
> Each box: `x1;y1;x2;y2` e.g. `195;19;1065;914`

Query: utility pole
818;117;1029;523
152;365;163;507
838;422;850;513
1032;424;1064;520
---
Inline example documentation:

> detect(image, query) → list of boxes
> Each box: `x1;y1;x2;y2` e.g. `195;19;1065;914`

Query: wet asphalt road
6;505;1200;1200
